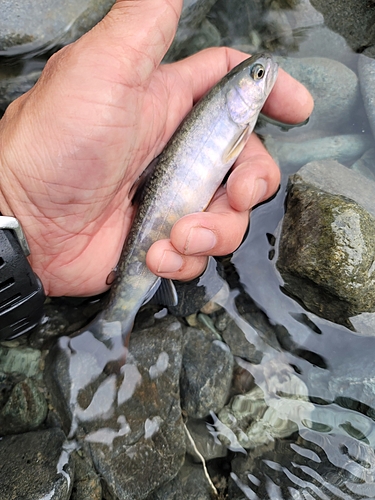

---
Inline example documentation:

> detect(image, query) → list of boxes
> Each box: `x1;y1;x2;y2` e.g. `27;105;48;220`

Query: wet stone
185;417;228;462
0;0;115;56
164;0;219;62
310;0;375;52
0;428;74;500
44;315;186;500
70;450;102;500
264;133;373;173
0;345;42;378
275;56;360;133
277;161;375;324
147;456;214;500
180;326;234;419
229;431;375;499
0;376;47;436
358;54;375;142
350;148;375;182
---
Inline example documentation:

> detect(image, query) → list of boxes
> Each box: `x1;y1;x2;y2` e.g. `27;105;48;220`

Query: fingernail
185;227;217;254
253;179;268;205
157;250;184;274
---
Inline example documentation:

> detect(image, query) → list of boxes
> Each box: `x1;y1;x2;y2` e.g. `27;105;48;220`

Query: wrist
0;215;45;340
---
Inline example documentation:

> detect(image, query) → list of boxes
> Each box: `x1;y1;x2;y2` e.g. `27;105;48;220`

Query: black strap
0;228;45;340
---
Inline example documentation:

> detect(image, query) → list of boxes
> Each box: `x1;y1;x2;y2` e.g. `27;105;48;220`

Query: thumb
89;0;183;82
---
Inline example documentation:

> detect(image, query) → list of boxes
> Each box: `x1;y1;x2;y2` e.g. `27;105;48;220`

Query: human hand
0;0;313;297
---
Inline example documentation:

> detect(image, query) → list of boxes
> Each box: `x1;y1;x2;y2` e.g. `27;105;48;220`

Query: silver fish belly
100;53;278;339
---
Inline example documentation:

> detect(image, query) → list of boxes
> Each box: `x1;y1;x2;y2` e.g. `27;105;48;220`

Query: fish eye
251;64;265;81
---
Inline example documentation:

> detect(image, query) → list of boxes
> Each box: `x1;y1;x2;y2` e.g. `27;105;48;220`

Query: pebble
0;428;74;499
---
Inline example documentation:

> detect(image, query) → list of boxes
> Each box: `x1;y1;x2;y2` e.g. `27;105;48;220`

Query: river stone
358;54;375;142
0;345;42;378
0;428;74;500
164;0;219;62
0;0;115;56
45;315;186;500
350;148;375;182
277;162;375;324
275;56;360;133
70;450;102;500
310;0;375;53
228;431;375;499
0;376;47;435
264;133;373;173
147;457;214;500
180;326;234;419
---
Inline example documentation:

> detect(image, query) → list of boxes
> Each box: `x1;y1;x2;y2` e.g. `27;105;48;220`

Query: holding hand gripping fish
102;54;279;340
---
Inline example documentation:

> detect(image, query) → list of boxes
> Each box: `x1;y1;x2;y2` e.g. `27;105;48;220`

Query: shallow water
2;1;375;499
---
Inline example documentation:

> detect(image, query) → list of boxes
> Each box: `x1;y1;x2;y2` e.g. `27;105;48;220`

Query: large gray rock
0;0;115;56
275;56;360;133
45;315;186;500
310;0;375;52
277;160;375;324
0;428;74;500
265;133;373;172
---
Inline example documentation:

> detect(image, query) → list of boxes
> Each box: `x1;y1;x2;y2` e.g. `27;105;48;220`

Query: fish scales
98;53;278;339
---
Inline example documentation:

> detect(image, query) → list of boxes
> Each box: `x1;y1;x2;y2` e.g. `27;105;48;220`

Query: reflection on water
2;1;375;499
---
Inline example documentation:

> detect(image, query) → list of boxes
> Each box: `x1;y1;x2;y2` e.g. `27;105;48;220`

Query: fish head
225;53;278;127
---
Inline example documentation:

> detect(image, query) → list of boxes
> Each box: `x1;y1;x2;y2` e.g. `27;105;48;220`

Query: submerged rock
277;160;375;324
0;0;115;56
0;376;47;436
265;133;372;173
180;326;234;419
275;56;360;133
358;54;375;142
0;428;74;500
45;315;186;500
310;0;375;52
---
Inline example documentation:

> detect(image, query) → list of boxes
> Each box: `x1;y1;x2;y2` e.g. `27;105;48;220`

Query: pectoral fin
223;125;251;164
142;278;178;307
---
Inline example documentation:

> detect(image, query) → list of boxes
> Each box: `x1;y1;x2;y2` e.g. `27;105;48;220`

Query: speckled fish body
101;53;278;338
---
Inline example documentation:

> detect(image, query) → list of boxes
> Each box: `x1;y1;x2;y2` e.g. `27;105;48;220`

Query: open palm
0;0;313;297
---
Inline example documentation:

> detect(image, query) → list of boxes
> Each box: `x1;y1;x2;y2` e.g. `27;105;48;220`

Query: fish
93;53;278;343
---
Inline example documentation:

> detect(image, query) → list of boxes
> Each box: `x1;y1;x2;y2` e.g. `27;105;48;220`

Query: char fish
95;53;278;341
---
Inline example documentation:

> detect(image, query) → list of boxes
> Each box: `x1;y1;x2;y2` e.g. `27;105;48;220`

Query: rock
70;450;102;500
296;25;355;69
358;54;375;141
180;326;234;419
275;56;360;133
350;148;375;182
44;315;186;500
164;0;219;62
264;133;373;172
277;161;375;324
0;345;42;378
0;0;115;56
229;430;375;499
185;418;227;462
0;376;47;435
0;428;74;500
0;62;42;113
310;0;375;52
289;159;375;220
217;358;312;450
148;457;214;500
